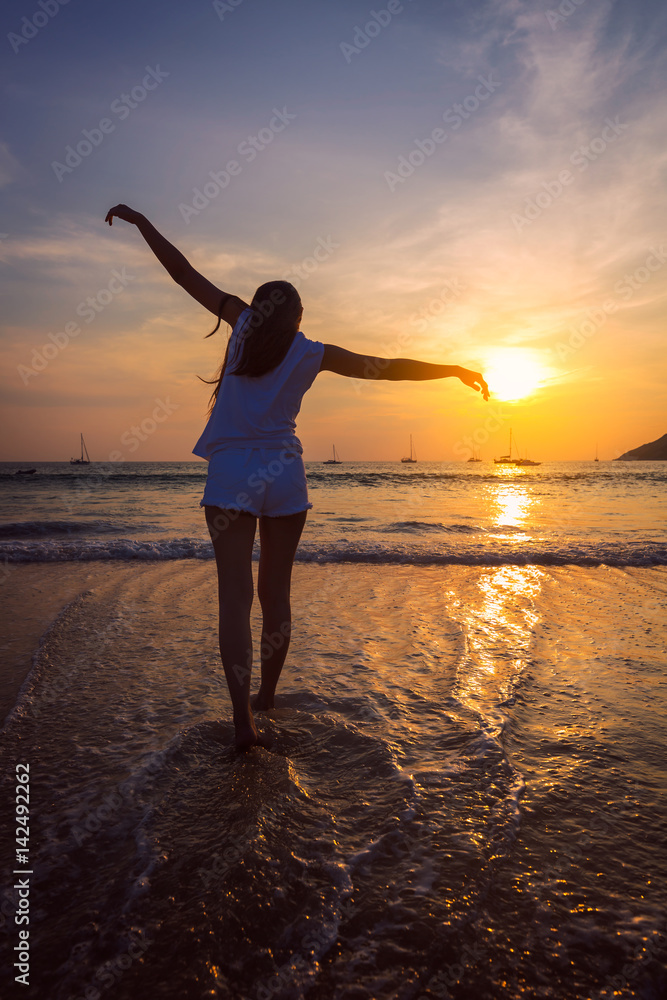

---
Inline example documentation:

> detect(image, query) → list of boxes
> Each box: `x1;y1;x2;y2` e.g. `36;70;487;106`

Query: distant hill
616;433;667;460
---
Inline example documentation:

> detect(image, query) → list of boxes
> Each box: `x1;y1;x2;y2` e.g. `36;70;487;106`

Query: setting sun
483;349;548;402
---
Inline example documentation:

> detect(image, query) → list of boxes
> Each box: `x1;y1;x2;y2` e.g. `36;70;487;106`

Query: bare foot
234;718;272;752
251;690;275;712
234;720;258;751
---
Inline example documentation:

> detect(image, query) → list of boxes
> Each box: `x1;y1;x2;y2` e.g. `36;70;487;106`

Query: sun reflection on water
487;471;535;535
449;566;544;734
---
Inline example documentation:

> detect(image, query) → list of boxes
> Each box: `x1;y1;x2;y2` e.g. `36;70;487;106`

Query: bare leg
204;506;263;750
252;510;307;711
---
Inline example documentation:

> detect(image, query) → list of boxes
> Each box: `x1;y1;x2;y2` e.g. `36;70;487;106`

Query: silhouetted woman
105;205;489;749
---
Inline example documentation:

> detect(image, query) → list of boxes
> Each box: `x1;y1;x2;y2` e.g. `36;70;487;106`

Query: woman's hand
105;204;144;227
457;366;489;400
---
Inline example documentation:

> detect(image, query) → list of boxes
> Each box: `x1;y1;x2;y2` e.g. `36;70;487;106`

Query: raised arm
104;204;248;327
320;344;489;400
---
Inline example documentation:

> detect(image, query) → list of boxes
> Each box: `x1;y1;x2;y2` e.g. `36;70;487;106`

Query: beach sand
0;563;114;725
1;560;666;999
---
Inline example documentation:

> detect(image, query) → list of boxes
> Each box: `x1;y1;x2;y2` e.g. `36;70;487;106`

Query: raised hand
457;367;489;401
105;204;143;227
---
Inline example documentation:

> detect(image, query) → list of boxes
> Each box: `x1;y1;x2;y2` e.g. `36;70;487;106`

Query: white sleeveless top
192;307;324;459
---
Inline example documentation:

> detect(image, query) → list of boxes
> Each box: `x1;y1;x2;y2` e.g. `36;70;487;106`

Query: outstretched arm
320;344;489;400
104;204;247;326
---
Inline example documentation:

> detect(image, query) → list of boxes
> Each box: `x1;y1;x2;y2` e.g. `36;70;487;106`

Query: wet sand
1;560;666;998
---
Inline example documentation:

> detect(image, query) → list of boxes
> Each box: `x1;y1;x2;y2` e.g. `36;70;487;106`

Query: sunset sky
1;0;666;462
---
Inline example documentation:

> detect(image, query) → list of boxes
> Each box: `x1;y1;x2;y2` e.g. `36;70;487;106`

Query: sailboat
70;433;91;465
323;444;342;465
512;431;541;466
594;443;599;462
467;448;482;463
401;434;417;463
494;429;514;464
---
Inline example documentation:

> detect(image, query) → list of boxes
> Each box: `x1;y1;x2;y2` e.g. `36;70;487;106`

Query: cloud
1;0;665;459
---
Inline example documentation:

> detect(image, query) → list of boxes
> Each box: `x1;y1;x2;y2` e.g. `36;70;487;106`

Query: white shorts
201;447;312;517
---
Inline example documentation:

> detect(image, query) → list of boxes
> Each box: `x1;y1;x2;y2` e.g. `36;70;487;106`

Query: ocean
0;459;665;566
0;460;665;999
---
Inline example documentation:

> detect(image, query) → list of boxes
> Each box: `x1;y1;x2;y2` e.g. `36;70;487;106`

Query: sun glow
483;349;547;402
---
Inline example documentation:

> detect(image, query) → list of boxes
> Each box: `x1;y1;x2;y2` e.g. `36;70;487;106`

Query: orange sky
2;1;666;462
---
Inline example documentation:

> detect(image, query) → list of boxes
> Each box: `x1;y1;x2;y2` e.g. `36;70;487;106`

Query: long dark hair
199;280;303;415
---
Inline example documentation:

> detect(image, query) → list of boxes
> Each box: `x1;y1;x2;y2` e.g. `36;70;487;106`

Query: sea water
0;460;665;565
0;461;665;999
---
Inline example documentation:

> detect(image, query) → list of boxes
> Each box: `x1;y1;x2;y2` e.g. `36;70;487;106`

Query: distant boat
495;429;541;466
513;440;541;466
467;448;482;463
513;432;541;466
401;434;417;463
70;433;91;465
594;443;599;462
494;429;514;464
15;468;37;475
323;444;342;465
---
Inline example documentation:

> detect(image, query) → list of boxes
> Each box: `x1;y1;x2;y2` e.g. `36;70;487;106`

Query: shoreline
0;561;166;726
2;559;665;729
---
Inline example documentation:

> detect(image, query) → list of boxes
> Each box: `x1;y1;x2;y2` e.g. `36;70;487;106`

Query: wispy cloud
1;0;665;459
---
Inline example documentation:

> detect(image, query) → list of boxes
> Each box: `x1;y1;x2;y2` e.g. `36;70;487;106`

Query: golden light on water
483;349;548;402
491;483;535;530
450;565;544;730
